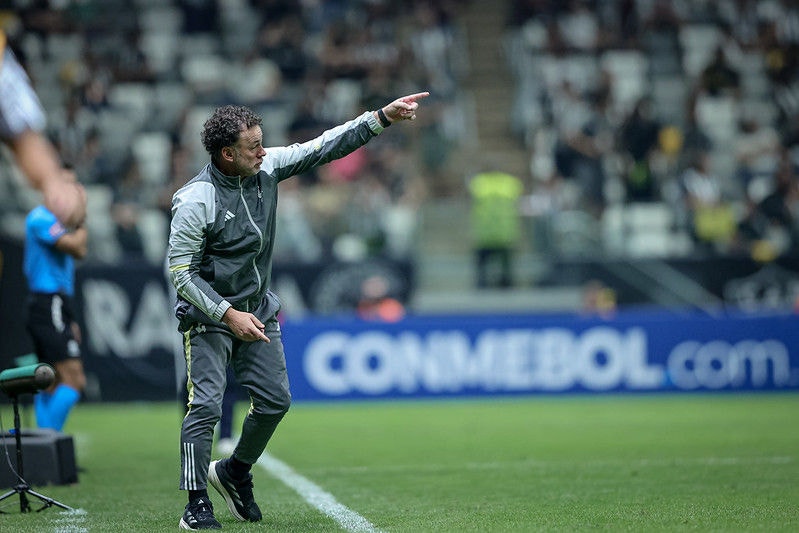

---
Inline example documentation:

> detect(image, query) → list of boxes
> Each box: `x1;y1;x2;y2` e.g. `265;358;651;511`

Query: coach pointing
168;92;428;529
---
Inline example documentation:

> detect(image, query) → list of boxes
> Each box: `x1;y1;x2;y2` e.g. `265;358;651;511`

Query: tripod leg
26;488;74;511
0;489;17;514
19;490;30;513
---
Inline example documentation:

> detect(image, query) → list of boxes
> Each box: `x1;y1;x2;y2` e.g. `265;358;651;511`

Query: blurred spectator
156;141;193;220
273;178;323;264
416;96;454;185
255;12;309;85
697;45;741;99
109;28;155;84
468;166;524;288
520;172;571;258
679;103;714;170
179;0;220;34
318;20;370;82
770;0;799;46
371;141;426;259
716;0;761;50
640;0;684;57
557;0;599;52
738;152;799;259
581;279;617;319
72;128;115;185
51;93;91;170
344;171;391;256
734;116;782;195
361;66;397;116
552;82;613;216
678;151;736;252
228;50;282;106
356;274;406;322
78;67;111;114
110;158;146;259
615;0;640;48
619;97;662;202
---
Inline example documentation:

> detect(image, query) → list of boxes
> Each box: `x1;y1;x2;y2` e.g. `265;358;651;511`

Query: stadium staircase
459;0;529;179
411;1;583;313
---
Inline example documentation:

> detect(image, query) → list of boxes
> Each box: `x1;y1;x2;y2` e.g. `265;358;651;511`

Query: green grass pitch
0;393;796;532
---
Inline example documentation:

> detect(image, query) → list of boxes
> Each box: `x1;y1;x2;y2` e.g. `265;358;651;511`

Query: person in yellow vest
468;168;524;288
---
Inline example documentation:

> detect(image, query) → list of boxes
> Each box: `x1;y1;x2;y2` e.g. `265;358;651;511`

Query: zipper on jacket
239;177;264;296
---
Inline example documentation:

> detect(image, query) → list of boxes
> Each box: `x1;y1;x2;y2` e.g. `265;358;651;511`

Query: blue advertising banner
7;255;796;402
282;311;799;401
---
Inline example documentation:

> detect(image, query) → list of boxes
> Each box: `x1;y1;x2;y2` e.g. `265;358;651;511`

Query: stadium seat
137;208;169;265
140;32;179;75
180;54;229;95
108;83;154;128
600;50;648;115
679;24;722;79
138;5;182;35
131;132;172;187
695;94;739;145
85;184;122;263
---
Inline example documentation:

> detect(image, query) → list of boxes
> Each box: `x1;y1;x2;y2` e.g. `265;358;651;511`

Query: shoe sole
178;517;195;530
208;460;246;521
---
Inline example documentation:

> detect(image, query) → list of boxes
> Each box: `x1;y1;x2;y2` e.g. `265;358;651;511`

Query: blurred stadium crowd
507;0;799;260
0;0;470;265
0;0;798;269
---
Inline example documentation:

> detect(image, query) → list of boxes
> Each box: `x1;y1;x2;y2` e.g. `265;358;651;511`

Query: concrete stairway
459;0;529;179
410;1;574;312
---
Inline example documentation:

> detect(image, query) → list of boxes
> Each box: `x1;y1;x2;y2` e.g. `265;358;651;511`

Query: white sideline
51;508;87;533
257;454;382;533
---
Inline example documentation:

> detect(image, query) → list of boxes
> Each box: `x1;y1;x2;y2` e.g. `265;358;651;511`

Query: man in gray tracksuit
168;92;428;530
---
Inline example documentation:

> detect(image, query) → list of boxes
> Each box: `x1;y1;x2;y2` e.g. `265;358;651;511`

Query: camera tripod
0;393;72;513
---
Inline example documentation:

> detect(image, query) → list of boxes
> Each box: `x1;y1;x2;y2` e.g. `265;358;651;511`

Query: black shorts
26;293;81;365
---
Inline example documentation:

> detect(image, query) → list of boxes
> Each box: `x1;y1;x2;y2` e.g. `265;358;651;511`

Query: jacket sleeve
264;111;384;181
167;181;232;322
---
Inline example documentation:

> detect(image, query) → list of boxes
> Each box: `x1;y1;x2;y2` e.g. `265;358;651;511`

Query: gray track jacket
167;111;385;325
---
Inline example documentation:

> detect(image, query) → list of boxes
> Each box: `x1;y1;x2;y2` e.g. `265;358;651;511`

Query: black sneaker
179;496;222;530
208;459;262;522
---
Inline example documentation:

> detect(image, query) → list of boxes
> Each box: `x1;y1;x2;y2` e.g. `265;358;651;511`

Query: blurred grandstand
1;0;798;315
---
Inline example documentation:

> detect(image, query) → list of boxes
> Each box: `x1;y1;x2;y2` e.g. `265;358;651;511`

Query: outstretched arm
268;91;431;181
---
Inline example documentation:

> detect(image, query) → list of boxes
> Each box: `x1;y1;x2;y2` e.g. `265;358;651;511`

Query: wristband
377;108;391;128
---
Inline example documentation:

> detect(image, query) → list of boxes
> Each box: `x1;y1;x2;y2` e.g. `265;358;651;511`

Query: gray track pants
179;298;291;491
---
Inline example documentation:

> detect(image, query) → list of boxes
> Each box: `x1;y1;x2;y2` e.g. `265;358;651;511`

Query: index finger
400;92;430;103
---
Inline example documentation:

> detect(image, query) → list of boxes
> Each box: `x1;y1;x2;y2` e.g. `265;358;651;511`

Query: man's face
230;125;266;177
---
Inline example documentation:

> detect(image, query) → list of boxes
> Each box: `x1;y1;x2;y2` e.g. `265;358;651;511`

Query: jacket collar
209;161;255;187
